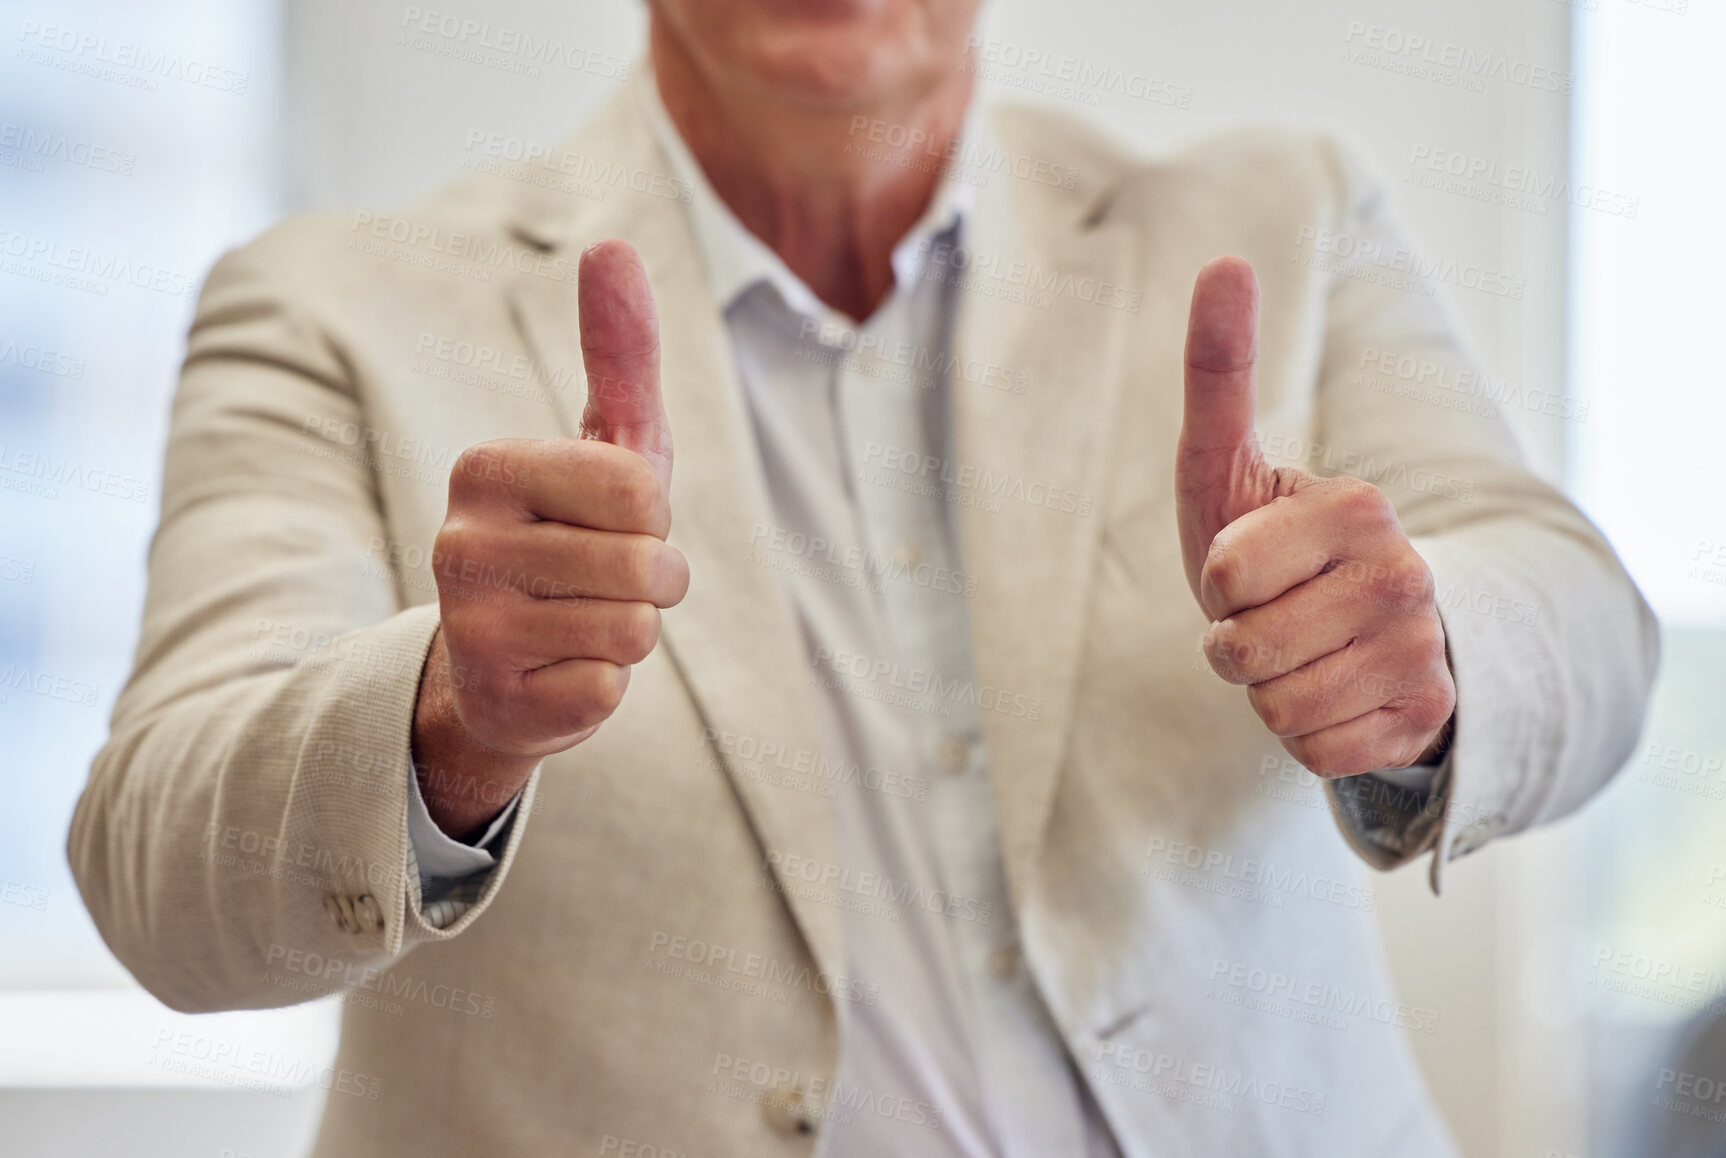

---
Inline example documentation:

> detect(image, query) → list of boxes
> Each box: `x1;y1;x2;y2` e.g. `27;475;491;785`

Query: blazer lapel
499;90;845;988
497;85;1144;978
949;150;1141;910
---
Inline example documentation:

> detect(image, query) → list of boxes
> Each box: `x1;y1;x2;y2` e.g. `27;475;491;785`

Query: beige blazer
71;81;1656;1156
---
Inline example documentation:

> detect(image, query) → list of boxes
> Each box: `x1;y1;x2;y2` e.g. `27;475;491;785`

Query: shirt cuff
1370;763;1441;791
1326;752;1454;872
405;767;521;891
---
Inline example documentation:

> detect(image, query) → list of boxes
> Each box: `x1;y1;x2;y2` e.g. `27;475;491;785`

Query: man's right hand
411;239;688;841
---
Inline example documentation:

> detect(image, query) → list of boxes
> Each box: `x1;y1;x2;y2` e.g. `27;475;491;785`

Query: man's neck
650;23;972;322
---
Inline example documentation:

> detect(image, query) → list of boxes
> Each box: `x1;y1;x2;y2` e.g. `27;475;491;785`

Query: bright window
1570;1;1726;1151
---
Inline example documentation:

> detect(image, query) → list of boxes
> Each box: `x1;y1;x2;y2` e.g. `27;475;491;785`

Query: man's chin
754;0;889;18
743;36;957;116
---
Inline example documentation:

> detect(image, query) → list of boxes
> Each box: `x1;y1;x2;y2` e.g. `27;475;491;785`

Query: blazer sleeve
67;222;541;1012
1298;136;1660;892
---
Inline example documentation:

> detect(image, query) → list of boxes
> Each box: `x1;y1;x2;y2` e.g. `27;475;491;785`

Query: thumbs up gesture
1176;257;1454;779
413;240;690;838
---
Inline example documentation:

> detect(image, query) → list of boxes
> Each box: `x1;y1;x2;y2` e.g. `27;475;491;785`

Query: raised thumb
1176;256;1265;598
578;239;671;487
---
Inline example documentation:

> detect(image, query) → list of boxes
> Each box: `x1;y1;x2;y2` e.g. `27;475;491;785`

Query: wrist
411;630;537;842
1416;714;1455;766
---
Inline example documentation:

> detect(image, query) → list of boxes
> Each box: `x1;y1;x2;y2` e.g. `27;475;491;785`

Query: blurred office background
1;0;1720;1154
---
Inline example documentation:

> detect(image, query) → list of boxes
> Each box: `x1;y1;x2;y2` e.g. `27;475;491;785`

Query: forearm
1413;511;1657;838
71;606;442;1012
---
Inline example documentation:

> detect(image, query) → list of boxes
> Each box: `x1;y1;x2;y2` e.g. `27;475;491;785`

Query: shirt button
763;1083;821;1137
324;894;357;934
988;944;1022;981
354;893;383;933
893;540;921;568
936;735;970;773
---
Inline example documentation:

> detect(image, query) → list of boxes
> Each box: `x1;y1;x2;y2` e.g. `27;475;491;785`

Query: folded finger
1280;706;1434;781
1203;576;1369;685
488;598;661;670
446;521;689;608
1245;640;1413;738
1200;478;1398;619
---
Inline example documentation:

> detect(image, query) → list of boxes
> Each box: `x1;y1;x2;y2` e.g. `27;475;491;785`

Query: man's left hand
1174;256;1455;778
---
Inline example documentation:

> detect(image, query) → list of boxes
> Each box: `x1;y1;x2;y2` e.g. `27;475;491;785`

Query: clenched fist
1176;257;1454;779
412;240;689;839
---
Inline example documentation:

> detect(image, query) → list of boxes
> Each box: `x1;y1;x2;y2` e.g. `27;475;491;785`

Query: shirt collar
635;60;978;325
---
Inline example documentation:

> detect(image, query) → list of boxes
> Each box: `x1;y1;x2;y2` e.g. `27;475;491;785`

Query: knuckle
1208;627;1270;685
587;663;630;718
1248;684;1296;737
432;515;476;565
435;521;500;589
1202;540;1246;607
532;670;615;739
450;440;514;500
1354;554;1429;615
1395;738;1433;770
1201;622;1237;675
1410;622;1449;671
616;603;661;663
430;528;466;594
1404;678;1456;735
1282;736;1327;778
1336;477;1394;522
621;536;662;595
1385;553;1435;608
608;458;664;531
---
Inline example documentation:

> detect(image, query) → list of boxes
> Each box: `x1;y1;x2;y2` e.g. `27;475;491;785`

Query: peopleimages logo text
1343;23;1573;94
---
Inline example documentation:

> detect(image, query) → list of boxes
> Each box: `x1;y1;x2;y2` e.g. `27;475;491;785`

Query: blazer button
324;894;358;934
354;893;383;933
763;1083;820;1138
1449;814;1506;860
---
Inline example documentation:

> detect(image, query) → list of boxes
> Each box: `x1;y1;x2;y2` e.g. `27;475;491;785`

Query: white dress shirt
405;69;1442;1154
633;73;1124;1157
